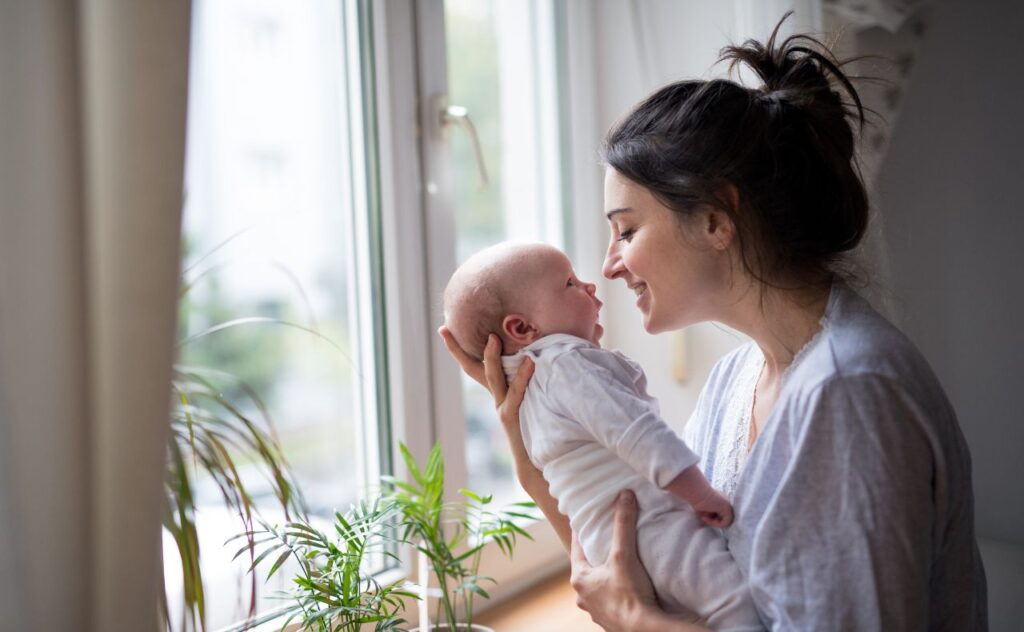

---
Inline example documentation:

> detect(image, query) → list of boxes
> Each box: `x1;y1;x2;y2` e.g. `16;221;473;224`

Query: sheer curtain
0;1;191;630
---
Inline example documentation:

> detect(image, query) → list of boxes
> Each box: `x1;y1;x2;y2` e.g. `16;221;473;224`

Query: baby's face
522;249;604;346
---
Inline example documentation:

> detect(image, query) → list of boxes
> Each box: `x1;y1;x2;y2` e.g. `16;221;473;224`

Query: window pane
444;0;568;505
168;0;381;628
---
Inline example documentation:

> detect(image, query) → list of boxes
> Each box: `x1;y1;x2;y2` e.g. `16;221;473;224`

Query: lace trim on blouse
711;308;833;500
710;347;764;500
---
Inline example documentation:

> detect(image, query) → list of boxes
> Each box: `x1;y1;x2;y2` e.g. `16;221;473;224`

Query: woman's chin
641;311;663;334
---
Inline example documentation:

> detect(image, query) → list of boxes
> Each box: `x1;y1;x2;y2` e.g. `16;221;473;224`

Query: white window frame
372;0;605;617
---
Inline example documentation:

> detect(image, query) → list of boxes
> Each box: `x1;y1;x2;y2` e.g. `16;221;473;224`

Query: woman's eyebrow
605;207;632;220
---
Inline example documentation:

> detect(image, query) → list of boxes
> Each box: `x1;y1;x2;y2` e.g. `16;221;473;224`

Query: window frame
373;0;601;619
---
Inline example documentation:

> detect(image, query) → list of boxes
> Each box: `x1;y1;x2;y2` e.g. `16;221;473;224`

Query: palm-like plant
239;498;417;631
385;443;538;629
165;365;305;631
166;234;319;631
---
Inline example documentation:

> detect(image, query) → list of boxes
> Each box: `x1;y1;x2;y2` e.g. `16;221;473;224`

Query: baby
443;242;761;630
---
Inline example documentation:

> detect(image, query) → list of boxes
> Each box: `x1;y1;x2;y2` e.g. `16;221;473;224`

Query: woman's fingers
482;334;508;404
570;531;591;571
568;492;661;630
609;490;639;562
495;353;534;466
505;356;535;409
438;326;487;388
606;490;658;612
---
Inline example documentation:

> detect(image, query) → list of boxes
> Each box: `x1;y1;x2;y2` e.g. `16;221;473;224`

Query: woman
440;19;987;631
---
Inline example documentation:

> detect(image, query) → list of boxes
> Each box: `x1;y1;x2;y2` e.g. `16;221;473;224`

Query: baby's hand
665;465;735;528
692;488;734;528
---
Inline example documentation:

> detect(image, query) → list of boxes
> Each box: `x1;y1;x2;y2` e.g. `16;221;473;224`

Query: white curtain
0;1;191;630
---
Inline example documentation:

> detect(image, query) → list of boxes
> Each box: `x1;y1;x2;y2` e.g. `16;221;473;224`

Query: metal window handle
442;104;489;188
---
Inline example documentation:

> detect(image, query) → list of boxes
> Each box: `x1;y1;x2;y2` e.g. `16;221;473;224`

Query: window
168;0;386;628
386;0;574;594
168;0;579;627
443;0;571;508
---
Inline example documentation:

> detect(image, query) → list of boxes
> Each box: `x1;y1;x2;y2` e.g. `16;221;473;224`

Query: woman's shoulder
783;282;956;426
791;284;930;384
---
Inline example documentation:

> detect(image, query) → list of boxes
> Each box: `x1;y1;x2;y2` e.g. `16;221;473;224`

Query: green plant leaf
266;549;294;580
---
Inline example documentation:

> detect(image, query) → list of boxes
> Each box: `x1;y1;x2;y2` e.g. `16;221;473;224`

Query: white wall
873;0;1024;628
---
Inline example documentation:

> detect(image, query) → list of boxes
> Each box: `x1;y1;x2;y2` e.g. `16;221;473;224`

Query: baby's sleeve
545;349;698;488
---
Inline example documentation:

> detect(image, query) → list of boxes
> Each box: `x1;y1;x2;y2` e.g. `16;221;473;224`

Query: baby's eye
617;228;636;242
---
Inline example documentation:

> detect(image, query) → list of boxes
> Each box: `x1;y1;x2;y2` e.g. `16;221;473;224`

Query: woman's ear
703;186;737;252
705;210;736;251
502;314;540;346
704;183;740;250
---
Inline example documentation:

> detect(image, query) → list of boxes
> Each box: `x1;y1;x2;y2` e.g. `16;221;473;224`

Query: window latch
441;104;489;189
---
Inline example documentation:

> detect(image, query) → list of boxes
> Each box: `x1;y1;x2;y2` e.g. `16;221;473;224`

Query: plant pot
426;625;495;632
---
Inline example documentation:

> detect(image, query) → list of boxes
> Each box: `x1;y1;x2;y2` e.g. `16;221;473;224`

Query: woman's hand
437;328;538;484
438;327;574;548
437;328;534;470
437;325;489;388
570;490;659;630
571;491;708;632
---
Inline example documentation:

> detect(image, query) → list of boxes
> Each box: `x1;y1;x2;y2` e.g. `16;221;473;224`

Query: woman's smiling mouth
629;282;649;311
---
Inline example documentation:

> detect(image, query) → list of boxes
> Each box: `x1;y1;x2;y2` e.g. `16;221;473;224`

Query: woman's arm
570;491;709;632
438;328;572;548
439;328;701;629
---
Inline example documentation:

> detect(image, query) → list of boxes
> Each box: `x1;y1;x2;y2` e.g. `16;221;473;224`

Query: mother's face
601;168;733;334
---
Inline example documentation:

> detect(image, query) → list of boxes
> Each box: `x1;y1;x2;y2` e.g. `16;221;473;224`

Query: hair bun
604;13;871;289
720;11;865;131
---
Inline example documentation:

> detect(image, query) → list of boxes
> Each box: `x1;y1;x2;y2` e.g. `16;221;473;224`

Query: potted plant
239;497;417;631
385;443;538;631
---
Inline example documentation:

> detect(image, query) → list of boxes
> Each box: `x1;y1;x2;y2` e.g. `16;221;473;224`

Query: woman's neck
720;279;832;378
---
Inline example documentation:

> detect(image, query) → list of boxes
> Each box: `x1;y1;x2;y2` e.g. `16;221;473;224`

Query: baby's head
443;242;603;360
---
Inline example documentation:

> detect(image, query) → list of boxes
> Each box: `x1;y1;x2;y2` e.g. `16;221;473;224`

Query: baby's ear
501;314;539;347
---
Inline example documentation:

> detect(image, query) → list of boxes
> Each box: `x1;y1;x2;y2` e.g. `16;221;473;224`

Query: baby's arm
664;465;733;528
549;349;734;527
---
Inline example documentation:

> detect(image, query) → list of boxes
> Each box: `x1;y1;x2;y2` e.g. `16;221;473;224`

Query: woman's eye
617;228;635;242
566;278;575;287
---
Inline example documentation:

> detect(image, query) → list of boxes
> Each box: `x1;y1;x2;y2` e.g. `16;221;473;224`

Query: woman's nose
602;243;623;280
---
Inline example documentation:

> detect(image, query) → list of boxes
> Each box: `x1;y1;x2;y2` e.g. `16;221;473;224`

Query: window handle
442;105;489;189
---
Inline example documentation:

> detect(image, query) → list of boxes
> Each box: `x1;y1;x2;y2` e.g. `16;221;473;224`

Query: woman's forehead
604;171;662;216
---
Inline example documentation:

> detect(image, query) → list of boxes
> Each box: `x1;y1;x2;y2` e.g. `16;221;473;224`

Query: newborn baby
443;242;761;630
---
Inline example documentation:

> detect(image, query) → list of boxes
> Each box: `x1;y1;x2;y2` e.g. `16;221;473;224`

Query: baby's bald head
443;242;563;360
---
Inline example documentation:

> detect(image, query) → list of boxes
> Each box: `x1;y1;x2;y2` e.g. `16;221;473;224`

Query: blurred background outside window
170;0;383;628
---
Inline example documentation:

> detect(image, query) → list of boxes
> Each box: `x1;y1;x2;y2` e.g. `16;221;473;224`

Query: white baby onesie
502;334;761;631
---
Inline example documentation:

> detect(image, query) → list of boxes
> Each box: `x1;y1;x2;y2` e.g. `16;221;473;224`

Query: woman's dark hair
604;13;869;289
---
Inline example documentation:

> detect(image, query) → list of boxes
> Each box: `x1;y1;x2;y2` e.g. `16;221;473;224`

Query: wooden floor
475;571;603;632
